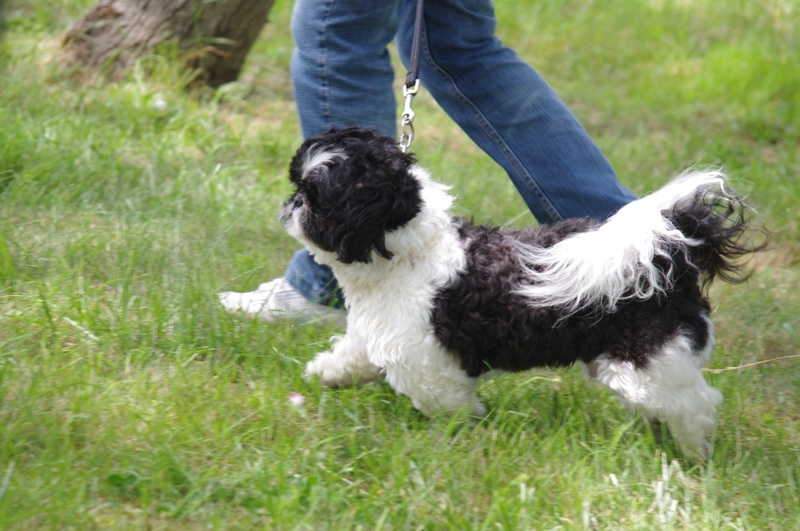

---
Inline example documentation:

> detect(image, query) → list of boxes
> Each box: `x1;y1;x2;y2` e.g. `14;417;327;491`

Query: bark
62;0;275;87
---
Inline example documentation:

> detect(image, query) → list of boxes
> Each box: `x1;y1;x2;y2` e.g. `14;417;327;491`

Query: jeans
285;0;637;308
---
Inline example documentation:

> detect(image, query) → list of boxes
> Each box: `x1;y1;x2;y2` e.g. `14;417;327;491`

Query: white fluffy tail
514;170;733;315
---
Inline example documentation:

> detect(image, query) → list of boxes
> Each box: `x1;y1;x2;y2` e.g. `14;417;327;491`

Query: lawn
1;0;798;528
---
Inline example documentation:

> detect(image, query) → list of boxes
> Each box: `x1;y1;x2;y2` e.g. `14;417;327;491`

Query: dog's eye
293;194;304;209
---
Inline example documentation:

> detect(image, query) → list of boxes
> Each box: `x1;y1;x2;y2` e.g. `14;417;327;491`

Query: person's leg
284;0;403;306
396;0;636;224
217;273;346;326
290;0;400;138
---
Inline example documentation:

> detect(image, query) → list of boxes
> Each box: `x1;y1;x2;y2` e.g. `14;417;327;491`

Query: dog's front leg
304;334;384;387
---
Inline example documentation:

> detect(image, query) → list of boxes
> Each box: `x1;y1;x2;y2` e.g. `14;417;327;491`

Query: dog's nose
293;195;304;209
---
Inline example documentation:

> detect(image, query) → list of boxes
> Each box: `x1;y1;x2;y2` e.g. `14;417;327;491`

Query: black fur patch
665;190;764;289
432;218;712;377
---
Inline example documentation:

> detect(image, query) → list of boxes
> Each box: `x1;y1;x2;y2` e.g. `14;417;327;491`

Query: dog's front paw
303;351;335;384
304;350;382;388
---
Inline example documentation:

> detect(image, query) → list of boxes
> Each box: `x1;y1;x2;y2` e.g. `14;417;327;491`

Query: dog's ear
328;137;422;264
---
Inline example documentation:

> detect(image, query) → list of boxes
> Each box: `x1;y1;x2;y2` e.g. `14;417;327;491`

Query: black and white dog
281;127;758;460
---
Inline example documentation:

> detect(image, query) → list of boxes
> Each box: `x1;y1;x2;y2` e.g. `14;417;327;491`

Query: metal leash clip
399;80;419;153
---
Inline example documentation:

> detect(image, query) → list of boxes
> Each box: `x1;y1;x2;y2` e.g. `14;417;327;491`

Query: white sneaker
218;277;346;326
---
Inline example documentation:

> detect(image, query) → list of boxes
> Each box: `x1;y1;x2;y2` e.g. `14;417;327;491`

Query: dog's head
281;127;423;264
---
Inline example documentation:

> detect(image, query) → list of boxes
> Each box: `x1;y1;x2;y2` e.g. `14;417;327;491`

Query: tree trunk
62;0;275;87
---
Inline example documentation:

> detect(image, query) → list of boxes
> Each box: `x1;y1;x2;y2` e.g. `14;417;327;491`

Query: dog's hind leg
305;335;385;387
589;333;722;461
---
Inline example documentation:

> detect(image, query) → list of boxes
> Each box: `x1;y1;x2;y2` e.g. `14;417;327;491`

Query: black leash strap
404;0;425;89
400;0;424;153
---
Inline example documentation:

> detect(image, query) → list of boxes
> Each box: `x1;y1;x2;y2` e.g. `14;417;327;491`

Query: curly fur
281;126;762;461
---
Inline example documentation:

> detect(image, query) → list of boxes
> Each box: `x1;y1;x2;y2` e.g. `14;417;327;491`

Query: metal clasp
399;80;419;153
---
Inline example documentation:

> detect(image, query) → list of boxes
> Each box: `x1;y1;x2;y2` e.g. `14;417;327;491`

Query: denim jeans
285;0;637;308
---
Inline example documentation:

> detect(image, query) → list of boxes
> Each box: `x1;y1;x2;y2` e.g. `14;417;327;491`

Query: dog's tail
515;169;763;316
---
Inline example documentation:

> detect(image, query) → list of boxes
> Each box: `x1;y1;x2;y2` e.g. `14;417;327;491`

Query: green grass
1;0;799;528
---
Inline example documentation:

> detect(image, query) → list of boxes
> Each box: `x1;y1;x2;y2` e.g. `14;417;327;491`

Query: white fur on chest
330;196;465;367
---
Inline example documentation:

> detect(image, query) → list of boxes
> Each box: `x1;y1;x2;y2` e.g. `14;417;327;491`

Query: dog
280;126;759;460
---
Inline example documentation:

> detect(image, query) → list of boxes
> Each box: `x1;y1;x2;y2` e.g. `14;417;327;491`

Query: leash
399;0;425;153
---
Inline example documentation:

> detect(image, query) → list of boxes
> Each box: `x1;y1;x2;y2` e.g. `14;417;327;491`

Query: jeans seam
317;0;336;129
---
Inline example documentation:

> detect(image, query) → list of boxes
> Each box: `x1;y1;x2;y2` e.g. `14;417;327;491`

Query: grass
1;0;798;528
